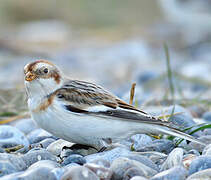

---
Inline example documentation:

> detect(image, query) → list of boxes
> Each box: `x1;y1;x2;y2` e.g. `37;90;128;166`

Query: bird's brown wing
48;79;169;125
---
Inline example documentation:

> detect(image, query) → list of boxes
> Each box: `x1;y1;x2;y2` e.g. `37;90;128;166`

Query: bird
24;59;206;151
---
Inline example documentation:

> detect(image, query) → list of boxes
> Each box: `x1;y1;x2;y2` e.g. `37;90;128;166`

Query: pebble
110;157;157;180
150;166;187;180
27;129;56;144
130;176;149;180
84;163;112;180
183;154;197;169
188;155;211;175
202;144;211;155
21;148;57;168
47;139;74;156
167;105;196;131
130;134;153;151
136;139;174;154
123;167;146;180
0;160;18;177
186;168;211;180
61;166;99;180
0;153;27;171
13;118;37;135
124;154;159;171
0;125;29;149
62;154;86;166
2;160;61;180
161;148;184;171
202;111;211;122
38;138;56;149
189;135;211;152
85;147;130;163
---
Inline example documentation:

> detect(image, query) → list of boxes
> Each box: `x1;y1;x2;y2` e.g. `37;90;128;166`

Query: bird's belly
31;106;137;145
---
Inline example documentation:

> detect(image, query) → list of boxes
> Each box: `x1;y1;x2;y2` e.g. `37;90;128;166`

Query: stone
188;155;211;175
62;154;86;166
0;125;29;150
47;139;74;156
150;166;187;180
130;134;153;151
84;163;112;180
202;111;211;122
187;168;211;180
130;176;149;180
38;138;56;149
137;139;174;154
189;135;211;152
0;153;27;171
161;148;184;171
61;166;99;180
123;167;146;180
110;157;157;180
0;160;18;177
124;154;158;171
202;144;211;155
85;147;130;163
183;154;197;169
13;118;37;135
27;129;56;144
21;148;57;168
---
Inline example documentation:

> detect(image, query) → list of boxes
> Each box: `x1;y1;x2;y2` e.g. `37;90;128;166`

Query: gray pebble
202;111;211;122
62;154;86;166
0;172;23;180
131;134;153;151
13;118;37;135
161;148;184;171
27;129;56;144
0;153;27;171
47;139;74;156
38;138;56;149
187;149;200;156
189;135;211;152
123;154;159;171
0;125;29;149
85;147;130;163
61;166;99;180
187;168;211;180
202;144;211;155
84;163;112;180
110;157;157;180
14;160;60;180
90;159;110;168
21;148;57;168
123;167;146;180
188;155;211;175
0;160;18;177
150;166;187;180
137;139;174;154
130;176;149;180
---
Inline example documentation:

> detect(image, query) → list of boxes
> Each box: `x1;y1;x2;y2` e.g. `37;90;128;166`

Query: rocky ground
1;1;211;179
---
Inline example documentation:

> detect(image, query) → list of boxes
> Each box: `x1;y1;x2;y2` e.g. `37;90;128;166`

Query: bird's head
24;59;63;98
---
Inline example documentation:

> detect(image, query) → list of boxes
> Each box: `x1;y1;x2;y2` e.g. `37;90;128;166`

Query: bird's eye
43;68;48;74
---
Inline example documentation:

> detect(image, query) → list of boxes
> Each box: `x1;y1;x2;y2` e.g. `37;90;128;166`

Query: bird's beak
25;72;37;82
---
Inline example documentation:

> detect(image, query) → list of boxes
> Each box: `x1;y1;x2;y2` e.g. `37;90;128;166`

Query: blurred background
0;0;211;115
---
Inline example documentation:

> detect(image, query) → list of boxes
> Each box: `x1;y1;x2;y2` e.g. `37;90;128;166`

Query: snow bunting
24;59;205;150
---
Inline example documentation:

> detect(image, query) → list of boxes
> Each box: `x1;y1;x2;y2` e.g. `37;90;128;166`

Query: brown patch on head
49;71;61;84
24;59;61;84
24;59;54;73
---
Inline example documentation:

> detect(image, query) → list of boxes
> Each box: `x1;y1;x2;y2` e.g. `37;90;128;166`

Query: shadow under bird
24;59;206;151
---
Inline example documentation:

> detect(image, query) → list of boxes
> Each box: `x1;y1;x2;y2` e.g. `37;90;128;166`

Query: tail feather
157;125;206;146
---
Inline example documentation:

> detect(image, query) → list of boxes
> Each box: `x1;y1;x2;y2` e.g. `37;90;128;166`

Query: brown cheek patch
33;94;55;113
